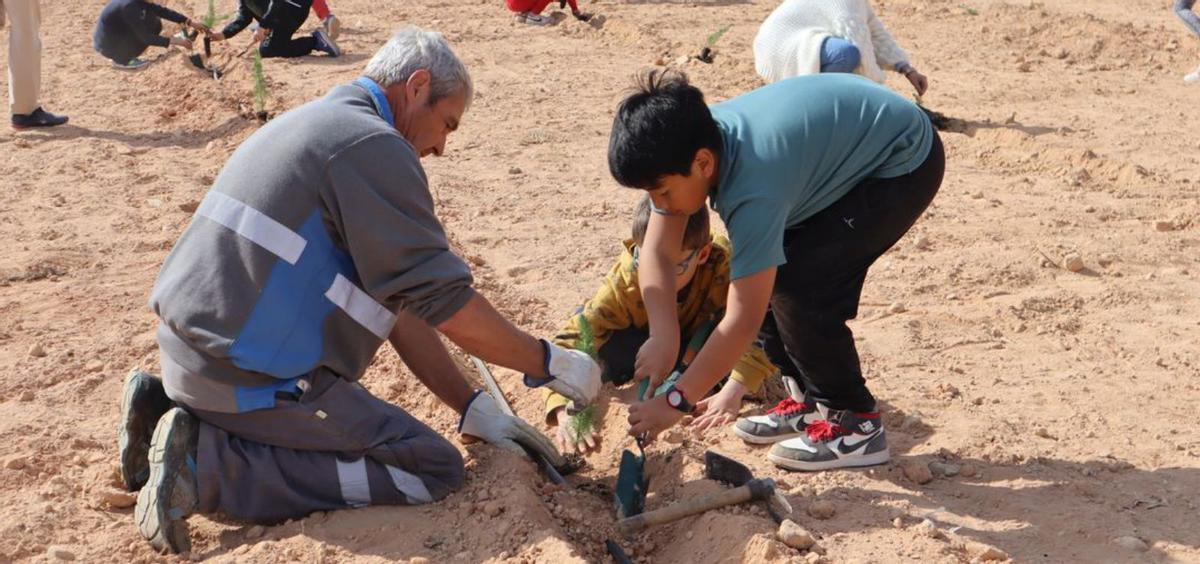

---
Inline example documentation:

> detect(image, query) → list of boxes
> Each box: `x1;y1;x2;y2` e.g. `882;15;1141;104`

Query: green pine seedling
959;4;980;16
202;0;231;29
706;24;733;47
252;51;268;118
567;315;599;442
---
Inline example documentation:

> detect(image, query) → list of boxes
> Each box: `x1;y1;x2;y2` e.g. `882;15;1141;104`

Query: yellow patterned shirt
544;235;777;422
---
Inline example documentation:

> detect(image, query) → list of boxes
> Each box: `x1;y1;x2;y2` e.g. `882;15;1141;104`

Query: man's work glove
459;391;565;468
523;340;601;407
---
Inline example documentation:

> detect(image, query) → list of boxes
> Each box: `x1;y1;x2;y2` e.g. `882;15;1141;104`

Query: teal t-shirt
709;74;933;279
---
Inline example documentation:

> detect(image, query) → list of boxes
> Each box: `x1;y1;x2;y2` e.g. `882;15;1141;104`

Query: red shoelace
805;419;847;442
767;397;809;416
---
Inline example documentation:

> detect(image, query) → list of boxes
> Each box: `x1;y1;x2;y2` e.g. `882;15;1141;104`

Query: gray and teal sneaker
135;408;199;554
119;369;172;491
113;58;151;70
768;409;890;471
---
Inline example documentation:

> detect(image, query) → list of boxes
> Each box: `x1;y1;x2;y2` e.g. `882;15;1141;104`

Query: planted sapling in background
697;24;732;64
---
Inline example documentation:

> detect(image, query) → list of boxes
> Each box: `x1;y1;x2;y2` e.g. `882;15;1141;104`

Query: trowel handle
616;479;772;536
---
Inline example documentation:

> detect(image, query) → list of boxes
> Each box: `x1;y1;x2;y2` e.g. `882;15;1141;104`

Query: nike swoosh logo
834;432;879;456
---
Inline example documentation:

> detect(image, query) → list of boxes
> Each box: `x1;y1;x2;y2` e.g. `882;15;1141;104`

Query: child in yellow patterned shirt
545;197;776;452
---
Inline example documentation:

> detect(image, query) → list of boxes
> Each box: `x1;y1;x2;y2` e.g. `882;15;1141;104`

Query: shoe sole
135;409;196;554
732;426;802;445
326;17;341;41
119;370;170;491
768;448;891;472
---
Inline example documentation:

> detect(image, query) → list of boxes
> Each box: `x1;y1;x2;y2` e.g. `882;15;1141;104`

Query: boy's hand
635;333;679;391
253;26;270;43
628;394;684;442
208;31;226;41
554;407;597;453
691;380;746;432
169;36;194;49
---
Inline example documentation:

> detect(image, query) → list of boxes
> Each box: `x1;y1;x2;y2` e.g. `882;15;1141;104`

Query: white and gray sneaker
516;11;553;26
733;396;823;444
768;409;890;471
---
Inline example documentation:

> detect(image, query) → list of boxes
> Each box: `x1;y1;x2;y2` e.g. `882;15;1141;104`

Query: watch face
668;390;683;408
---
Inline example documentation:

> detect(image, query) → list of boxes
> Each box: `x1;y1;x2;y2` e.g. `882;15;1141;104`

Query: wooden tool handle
617;483;756;536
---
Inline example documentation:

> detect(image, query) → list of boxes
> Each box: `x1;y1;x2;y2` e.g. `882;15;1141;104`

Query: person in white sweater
753;0;928;96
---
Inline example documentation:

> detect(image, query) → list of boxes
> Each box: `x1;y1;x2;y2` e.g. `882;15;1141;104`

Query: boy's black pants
258;0;315;58
761;132;945;413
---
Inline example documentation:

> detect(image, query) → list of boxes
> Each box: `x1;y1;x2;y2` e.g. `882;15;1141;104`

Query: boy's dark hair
608;69;722;189
631;197;711;250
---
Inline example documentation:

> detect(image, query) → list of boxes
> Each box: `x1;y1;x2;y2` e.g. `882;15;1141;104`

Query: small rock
1062;253;1085;272
804;552;822;564
245;525;266;539
976;545;1010;561
901;460;935;485
1112;536;1149;552
887;302;907;314
674;55;690;66
28;343;46;358
685;530;694;540
205;141;217;152
1097;254;1115;267
806;500;836;520
1154;220;1176;232
146;198;164;209
84;360;105;374
507;167;522;175
916;518;941;539
19;390;34;402
98;489;136;509
47;547;75;561
928;461;960;477
776;519;816;550
484;500;504;517
959;463;979;478
476;489;490;502
5;456;27;470
892;517;904;528
1035;427;1057;440
913;235;931;250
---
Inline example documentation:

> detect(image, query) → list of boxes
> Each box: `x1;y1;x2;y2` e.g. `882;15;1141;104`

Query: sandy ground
1;0;1199;562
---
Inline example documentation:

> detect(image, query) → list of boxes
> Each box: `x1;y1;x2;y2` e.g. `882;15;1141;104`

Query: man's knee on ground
415;432;465;501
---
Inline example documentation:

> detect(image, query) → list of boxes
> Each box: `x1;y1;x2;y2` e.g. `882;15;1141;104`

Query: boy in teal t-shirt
607;71;944;471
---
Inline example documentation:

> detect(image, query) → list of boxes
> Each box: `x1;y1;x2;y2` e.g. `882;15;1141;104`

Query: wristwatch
664;384;696;414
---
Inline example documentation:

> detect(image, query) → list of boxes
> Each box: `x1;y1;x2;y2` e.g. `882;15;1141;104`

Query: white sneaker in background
516;11;552;26
1185;63;1200;83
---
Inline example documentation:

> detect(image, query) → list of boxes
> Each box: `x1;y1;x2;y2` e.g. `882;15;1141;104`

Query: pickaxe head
703;450;794;521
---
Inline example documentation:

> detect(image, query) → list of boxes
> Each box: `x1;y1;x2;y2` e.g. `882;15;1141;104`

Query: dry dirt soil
1;0;1199;562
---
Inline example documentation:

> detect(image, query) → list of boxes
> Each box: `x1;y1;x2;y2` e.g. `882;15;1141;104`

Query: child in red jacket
507;0;590;26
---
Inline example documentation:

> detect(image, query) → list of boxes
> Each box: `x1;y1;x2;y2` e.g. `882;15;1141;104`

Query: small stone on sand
1112;536;1149;552
484;500;504;517
887;302;907;314
1062;253;1085;272
776;519;816;550
28;343;46;358
806;500;836;520
47;547;75;561
5;456;26;470
245;525;266;539
1154;220;1176;232
959;463;979;478
976;545;1010;561
901;460;934;484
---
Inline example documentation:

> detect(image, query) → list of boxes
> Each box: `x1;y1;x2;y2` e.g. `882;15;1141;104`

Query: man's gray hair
364;26;473;106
